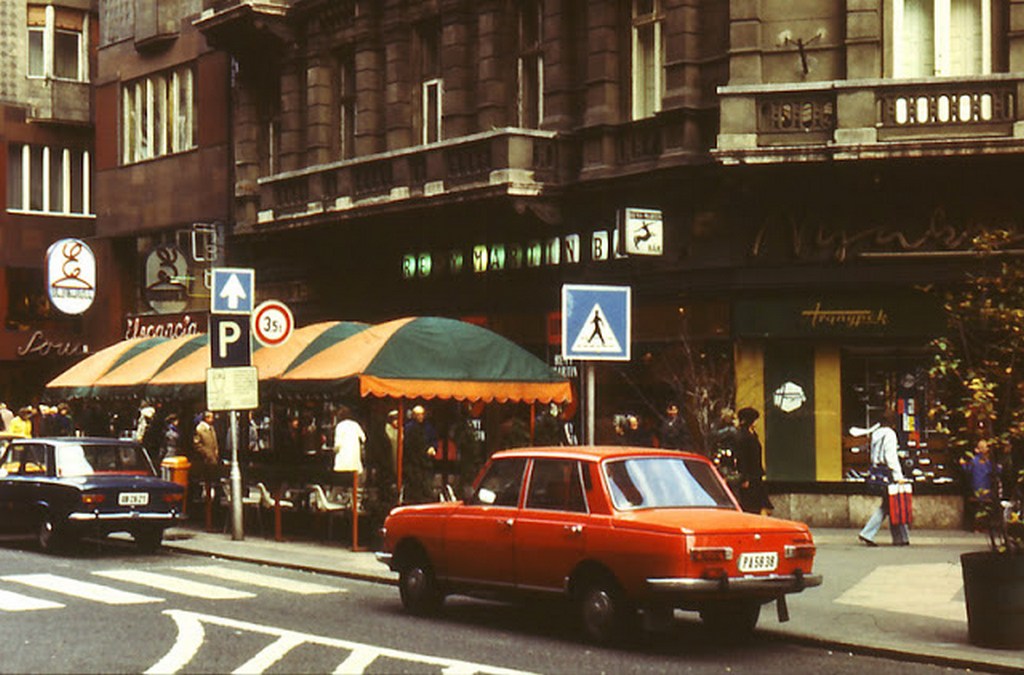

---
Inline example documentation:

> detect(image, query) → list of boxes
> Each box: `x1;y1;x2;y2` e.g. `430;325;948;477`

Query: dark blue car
0;437;184;553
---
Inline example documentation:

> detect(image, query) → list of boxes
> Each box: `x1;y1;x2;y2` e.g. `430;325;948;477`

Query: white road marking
93;569;256;600
0;588;64;611
148;609;538;675
171;565;342;595
3;573;162;605
834;563;966;622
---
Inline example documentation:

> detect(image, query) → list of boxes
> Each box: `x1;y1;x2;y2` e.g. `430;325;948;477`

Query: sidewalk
162;525;1021;672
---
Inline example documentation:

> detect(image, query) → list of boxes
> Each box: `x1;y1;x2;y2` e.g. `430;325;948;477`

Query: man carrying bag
855;409;911;546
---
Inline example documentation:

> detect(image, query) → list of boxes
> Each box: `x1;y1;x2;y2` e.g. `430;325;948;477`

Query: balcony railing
877;81;1015;131
717;74;1024;163
255;129;567;227
26;79;91;125
758;95;837;133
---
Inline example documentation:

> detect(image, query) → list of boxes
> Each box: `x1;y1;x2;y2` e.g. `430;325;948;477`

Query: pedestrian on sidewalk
735;407;773;515
858;408;910;546
959;437;1002;531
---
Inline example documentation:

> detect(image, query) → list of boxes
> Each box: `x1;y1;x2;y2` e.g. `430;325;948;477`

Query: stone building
195;0;731;445
68;0;1024;524
714;0;1024;525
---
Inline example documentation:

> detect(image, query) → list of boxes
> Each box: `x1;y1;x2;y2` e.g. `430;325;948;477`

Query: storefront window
841;352;955;486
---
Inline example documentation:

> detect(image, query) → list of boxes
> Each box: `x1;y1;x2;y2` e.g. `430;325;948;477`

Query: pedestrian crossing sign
561;284;631;361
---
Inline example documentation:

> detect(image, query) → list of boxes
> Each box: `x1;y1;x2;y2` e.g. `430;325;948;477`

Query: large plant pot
961;551;1024;649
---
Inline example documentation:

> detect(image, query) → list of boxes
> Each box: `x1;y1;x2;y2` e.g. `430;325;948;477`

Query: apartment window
6;143;92;216
258;79;282;175
27;5;86;81
893;0;991;77
518;0;544;128
631;0;663;119
122;65;196;164
418;20;443;144
337;51;356;159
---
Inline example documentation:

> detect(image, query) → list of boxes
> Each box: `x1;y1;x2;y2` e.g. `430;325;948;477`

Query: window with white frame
893;0;991;77
27;5;86;82
6;143;92;216
518;0;544;128
418;20;443;144
122;65;196;164
632;0;663;120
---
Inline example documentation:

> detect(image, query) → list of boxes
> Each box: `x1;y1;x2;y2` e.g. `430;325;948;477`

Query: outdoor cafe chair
219;480;263;534
309;484;348;540
257;482;295;511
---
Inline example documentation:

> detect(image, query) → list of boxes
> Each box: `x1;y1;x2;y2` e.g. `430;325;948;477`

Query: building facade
195;0;732;441
0;0;98;404
714;0;1024;522
93;0;233;345
73;0;1023;523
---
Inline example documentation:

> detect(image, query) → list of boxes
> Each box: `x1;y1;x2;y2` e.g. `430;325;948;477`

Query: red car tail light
690;546;734;563
162;492;184;504
81;493;106;505
785;544;816;559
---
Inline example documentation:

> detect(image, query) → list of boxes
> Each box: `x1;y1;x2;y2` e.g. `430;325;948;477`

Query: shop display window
841;352;955;486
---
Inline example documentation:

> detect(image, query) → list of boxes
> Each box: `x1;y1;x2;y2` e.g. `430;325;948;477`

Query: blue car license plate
118;492;149;506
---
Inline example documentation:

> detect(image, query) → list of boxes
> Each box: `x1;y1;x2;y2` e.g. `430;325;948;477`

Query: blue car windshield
603;457;735;510
56;444;155;477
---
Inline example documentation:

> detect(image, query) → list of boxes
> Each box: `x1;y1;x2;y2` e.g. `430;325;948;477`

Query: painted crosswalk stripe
3;573;162;605
172;565;341;595
93;570;256;600
0;588;64;612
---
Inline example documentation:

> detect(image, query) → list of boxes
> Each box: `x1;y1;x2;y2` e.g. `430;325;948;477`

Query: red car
377;446;821;643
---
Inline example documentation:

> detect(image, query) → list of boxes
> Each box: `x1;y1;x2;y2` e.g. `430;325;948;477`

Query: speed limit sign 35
252;300;294;347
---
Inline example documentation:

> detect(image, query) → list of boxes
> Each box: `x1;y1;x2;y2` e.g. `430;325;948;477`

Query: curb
759;630;1021;675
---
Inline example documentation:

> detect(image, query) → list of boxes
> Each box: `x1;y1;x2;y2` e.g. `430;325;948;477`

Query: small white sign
47;238;96;315
206;366;259;411
622;208;664;256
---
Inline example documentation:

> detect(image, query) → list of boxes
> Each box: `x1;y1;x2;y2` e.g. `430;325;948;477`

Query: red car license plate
738;551;778;573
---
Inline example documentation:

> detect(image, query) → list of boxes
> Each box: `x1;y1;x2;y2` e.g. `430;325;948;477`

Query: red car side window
468;457;526;507
526;459;587;513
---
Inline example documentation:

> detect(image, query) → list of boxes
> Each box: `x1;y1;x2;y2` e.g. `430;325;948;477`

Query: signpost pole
229;410;244;540
585;362;596;445
209;267;258;543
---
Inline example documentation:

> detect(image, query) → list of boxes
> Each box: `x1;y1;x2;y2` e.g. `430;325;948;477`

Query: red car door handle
564;524;583;535
500;518;514;528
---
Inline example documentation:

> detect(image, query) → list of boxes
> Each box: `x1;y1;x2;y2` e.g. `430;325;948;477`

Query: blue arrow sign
211;268;255;314
562;284;631;361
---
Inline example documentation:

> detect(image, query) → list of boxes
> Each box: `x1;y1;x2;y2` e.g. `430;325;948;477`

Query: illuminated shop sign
46;238;96;315
800;303;889;329
403;229;624;280
17;330;87;358
620;208;664;256
124;313;206;340
144;245;189;313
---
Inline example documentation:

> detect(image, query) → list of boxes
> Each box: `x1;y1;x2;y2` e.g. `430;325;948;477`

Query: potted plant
929;229;1024;649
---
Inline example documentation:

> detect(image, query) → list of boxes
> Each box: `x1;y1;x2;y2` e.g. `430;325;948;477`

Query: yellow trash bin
161;455;191;487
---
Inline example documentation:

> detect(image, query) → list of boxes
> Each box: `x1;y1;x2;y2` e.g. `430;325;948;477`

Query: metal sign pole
585;361;595;445
230;410;244;540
